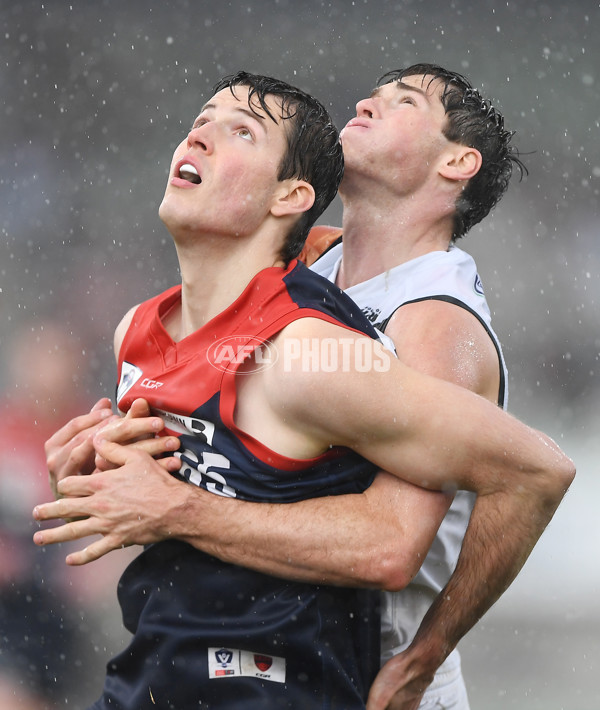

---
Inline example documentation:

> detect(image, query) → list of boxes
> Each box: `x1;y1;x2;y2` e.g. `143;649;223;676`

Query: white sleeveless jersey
311;241;508;663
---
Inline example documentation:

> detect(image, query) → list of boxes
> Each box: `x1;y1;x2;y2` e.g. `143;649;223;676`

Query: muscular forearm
35;428;449;586
176;471;449;590
366;475;574;710
392;478;571;681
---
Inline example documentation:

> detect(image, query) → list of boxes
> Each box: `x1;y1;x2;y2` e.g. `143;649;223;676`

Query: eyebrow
198;102;268;133
371;80;428;100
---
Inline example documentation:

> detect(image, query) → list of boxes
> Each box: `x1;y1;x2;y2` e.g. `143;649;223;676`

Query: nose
355;96;377;119
187;123;214;154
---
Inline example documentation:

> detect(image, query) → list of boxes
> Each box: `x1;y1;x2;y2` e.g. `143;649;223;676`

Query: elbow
552;454;576;502
538;450;576;512
366;544;421;593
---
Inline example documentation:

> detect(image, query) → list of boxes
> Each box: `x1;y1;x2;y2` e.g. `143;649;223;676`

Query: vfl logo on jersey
208;648;286;683
216;649;233;666
473;273;485;296
206;335;278;374
212;648;236;677
117;362;143;402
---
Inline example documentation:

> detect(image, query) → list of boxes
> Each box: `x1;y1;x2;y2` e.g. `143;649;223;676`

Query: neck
337;181;454;289
169;229;284;339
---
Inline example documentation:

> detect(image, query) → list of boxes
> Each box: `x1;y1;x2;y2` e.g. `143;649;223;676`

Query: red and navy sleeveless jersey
93;260;380;710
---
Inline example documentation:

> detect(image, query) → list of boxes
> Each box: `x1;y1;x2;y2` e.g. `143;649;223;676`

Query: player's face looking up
159;86;296;246
339;74;453;192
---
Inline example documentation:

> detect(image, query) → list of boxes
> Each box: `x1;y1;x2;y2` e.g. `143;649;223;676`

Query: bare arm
39;301;488;579
368;489;545;710
35;448;448;587
247;319;574;500
365;301;571;709
180;299;499;587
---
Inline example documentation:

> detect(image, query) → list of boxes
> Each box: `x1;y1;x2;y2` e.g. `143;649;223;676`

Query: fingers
92;437;150;468
125;435;180;458
91;397;113;412
45;400;114;453
45;402;115;484
45;410;110;472
45;398;154;478
93;416;180;470
94;438;180;474
94;439;182;477
94;453;115;472
92;416;162;471
125;398;152;419
96;414;166;445
52;437;97;483
65;536;130;566
33;489;95;523
94;433;179;471
366;657;403;710
33;516;96;546
366;685;390;710
33;519;127;566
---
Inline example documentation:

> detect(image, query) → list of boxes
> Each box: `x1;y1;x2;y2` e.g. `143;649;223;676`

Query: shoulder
386;298;500;400
112;285;181;360
113;304;140;361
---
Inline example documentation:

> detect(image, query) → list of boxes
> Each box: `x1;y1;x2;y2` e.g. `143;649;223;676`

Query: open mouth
178;163;202;184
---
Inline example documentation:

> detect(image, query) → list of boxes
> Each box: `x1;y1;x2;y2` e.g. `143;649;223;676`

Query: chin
158;205;186;238
158;195;184;228
158;193;170;219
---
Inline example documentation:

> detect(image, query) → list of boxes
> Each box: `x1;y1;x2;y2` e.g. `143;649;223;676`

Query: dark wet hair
212;71;343;263
377;63;527;239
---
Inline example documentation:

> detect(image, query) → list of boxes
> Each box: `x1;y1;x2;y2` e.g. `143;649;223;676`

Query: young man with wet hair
298;62;528;709
379;64;526;238
35;67;574;710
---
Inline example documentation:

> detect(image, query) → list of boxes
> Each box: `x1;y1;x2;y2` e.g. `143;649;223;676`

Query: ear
270;179;315;218
438;146;482;182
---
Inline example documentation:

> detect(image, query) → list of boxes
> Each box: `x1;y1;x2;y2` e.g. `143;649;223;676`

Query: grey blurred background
0;0;598;708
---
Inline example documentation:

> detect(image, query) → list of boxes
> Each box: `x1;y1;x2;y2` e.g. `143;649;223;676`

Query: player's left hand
32;439;184;565
366;650;433;710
